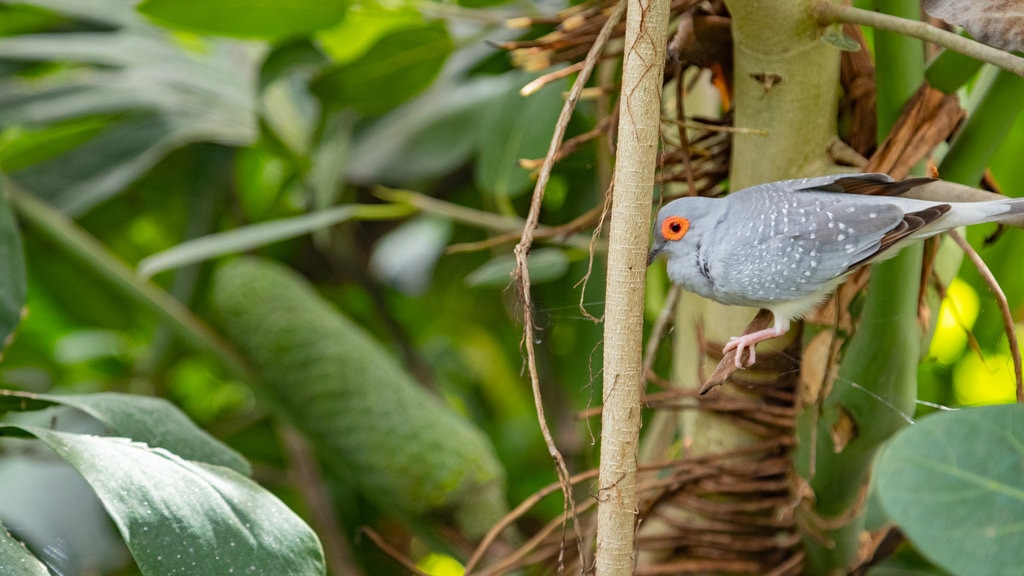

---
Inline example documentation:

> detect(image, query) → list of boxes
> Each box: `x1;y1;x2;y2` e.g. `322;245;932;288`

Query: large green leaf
475;74;564;198
875;405;1024;576
138;0;349;39
311;22;452;115
0;181;26;353
0;390;250;474
0;425;325;576
0;521;49;576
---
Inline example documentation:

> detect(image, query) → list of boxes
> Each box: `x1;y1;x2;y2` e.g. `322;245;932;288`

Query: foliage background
0;0;1022;574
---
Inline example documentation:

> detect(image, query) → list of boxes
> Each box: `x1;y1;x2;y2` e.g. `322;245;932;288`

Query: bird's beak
647;242;663;267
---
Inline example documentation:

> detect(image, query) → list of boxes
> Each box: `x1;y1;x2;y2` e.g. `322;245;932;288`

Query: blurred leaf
458;0;517;8
875;405;1024;576
316;4;424;64
8;113;237;216
924;33;984;94
0;522;49;576
475;75;563;198
8;187;250;377
0;116;109;171
0;458;128;575
137;203;414;277
943;70;1024;348
311;22;452;115
0;26;258;215
369;216;452;294
308;111;354;214
261;74;320;159
465;248;569;287
259;39;330;91
0;182;26;354
346;73;513;184
0;4;63;37
922;0;1024;52
138;0;349;39
232;148;293;220
939;69;1024;188
865;546;951;575
0;390;250;474
0;425;325;576
3;0;139;27
212;257;508;539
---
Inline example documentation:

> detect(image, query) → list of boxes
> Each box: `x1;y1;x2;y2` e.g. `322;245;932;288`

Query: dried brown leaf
923;0;1024;52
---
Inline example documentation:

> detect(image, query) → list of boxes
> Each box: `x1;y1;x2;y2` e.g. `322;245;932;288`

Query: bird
647;173;1024;368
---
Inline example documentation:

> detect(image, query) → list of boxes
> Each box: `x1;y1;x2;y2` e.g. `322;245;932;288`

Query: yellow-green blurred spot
928;278;980;365
952;352;1017;406
315;4;423;64
168;31;210;55
417;553;465;576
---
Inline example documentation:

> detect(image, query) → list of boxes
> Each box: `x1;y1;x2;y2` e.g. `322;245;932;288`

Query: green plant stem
939;69;1024;185
8;186;252;380
800;1;925;572
813;1;1024;78
374;187;593;250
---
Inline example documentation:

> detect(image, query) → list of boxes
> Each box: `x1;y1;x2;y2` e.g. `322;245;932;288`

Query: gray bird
647;173;1024;367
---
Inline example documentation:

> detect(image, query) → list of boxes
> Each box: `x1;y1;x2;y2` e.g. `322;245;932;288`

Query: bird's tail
903;180;1024;229
995;197;1024;228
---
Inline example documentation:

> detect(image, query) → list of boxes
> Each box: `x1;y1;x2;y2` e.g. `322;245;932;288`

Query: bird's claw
723;336;756;368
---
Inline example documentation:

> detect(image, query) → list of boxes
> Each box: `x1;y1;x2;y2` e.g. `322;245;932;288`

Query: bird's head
647;196;722;267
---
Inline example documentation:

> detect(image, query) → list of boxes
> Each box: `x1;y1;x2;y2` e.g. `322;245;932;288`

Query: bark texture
595;0;671;572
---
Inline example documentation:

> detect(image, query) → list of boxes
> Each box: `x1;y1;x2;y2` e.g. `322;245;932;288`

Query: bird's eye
661;216;690;241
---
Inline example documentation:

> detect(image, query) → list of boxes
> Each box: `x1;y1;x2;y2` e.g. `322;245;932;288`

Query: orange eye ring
661;216;690;241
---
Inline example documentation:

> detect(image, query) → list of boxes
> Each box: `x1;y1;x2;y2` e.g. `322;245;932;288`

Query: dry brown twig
946;229;1024;403
360;527;432;576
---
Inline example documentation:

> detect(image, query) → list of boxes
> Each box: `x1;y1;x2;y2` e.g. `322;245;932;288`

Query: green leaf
0;425;325;576
347;74;512;184
0;390;250;475
8;114;221;216
925;41;984;94
0;4;63;37
475;75;563;198
0;117;110;171
136;203;414;278
4;0;138;27
875;405;1024;576
212;258;508;538
0;27;258;214
311;22;452;115
258;39;330;91
465;248;570;287
138;0;348;39
0;183;27;354
821;27;861;51
0;521;49;576
315;4;425;64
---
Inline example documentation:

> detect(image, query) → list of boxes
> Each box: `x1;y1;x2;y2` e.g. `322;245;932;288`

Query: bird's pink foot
721;323;789;368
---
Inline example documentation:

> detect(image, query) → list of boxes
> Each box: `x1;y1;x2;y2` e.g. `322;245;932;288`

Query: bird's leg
722;317;791;368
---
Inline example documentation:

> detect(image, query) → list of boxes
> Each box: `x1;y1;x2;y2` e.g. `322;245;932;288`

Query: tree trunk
595;0;671;572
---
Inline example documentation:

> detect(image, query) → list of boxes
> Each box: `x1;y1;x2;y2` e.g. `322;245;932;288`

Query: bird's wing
805;174;936;197
710;188;915;306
